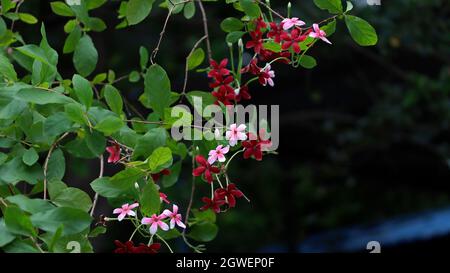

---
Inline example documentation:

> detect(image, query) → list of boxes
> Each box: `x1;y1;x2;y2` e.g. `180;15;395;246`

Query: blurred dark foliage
19;0;450;252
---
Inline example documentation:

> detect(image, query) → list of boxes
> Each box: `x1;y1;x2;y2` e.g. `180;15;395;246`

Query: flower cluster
193;124;272;213
207;17;331;106
114;240;160;254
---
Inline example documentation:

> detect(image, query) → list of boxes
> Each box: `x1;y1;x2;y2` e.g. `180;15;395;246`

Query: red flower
113;240;160;254
215;183;244;208
253;17;267;31
106;143;121;163
242;130;272;161
200;195;226;213
241;59;261;75
281;28;308;54
208;58;230;79
151;169;171;182
212;87;236;105
246;30;264;54
267;22;285;43
159;192;170;204
234;85;251;102
192;155;220;183
209;75;235;94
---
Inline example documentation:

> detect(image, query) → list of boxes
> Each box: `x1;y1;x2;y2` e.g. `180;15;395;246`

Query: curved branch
43;132;69;200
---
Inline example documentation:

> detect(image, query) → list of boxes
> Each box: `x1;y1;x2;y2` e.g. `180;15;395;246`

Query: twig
43;133;69;200
90;154;104;217
181;35;207;100
151;7;174;64
197;0;212;61
183;147;197;227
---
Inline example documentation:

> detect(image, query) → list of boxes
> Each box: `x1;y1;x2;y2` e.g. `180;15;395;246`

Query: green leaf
85;129;106;155
128;70;140;82
143;64;172;118
94;116;124;135
72;74;93;108
0;53;18;81
220;17;244;33
50;1;75;17
4;206;36;237
52;187;92;212
30;207;92;236
89;226;106;238
65;103;87;125
161;161;181;187
47;149;65;181
187;48;205;70
140;182;160;216
148;147;172;172
91;168;144;198
15;88;74;105
0;219;16;247
183;1;196;19
73;35;98;77
44;112;73;138
263;41;282;53
186;90;215;115
5;195;55;214
192;208;216;223
22;148;39;166
126;0;155;26
18;13;38;24
344;15;378;46
104;85;123;114
239;0;261;18
226;31;245;44
299;55;317;69
63;25;82;54
0;17;6;38
132;127;167;160
139;46;149;69
313;0;343;14
188;222;218;242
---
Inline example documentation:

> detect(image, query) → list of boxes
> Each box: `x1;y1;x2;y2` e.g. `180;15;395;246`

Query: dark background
20;0;450;252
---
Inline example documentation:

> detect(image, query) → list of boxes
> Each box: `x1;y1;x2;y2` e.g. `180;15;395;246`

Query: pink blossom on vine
113;203;139;221
226;124;247;146
106;143;121;163
193;155;220;183
260;65;276;87
208;145;230;164
309;23;332;44
281;17;306;30
159;192;170;204
162;204;186;229
141;213;169;235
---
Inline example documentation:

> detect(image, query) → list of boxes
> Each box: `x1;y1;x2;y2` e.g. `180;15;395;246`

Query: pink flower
281;17;305;30
226;124;247;146
141;213;169;235
113;203;139;221
159;192;170;204
208;145;230;164
309;23;332;44
106;143;121;163
260;65;275;87
162;204;186;229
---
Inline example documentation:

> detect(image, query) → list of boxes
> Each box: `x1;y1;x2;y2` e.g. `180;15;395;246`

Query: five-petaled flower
142;213;169;235
309;23;332;44
215;184;244;208
113;203;139;221
208;58;230;78
281;28;308;54
242;130;272;161
260;65;276;87
281;17;306;30
163;204;186;229
106;143;121;163
208;145;230;165
200;195;226;214
192;155;220;183
226;124;247;146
